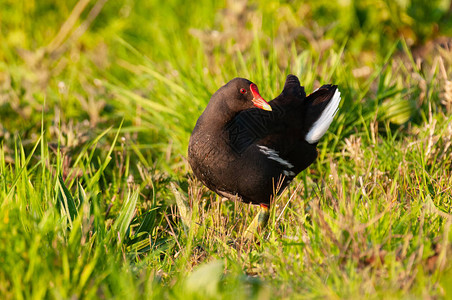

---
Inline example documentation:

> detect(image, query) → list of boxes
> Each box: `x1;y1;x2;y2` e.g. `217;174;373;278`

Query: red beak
250;83;272;111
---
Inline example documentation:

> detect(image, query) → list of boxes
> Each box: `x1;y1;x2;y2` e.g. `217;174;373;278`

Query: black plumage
188;74;341;206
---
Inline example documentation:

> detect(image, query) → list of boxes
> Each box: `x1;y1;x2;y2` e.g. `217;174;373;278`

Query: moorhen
188;74;341;236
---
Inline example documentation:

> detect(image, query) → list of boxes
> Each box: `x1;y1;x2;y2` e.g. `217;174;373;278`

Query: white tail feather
305;88;341;144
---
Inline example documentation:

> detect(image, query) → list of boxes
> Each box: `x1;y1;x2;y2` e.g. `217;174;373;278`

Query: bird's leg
257;204;269;228
244;204;269;240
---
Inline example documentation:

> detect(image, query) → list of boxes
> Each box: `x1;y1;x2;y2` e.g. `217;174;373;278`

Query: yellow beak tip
263;104;272;111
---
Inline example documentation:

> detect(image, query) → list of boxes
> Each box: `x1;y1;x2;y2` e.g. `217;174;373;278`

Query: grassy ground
1;0;452;299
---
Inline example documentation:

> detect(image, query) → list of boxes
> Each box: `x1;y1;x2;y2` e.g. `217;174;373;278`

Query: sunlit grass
0;0;451;299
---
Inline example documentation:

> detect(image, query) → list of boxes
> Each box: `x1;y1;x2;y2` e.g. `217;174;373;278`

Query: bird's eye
240;88;247;94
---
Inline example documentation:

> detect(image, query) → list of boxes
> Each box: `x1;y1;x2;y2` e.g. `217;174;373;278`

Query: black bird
188;74;341;235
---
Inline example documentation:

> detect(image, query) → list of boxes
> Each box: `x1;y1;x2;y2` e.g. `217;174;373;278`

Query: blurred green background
1;0;451;161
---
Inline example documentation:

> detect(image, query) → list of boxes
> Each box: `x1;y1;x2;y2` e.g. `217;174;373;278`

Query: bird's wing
225;74;307;155
225;107;280;154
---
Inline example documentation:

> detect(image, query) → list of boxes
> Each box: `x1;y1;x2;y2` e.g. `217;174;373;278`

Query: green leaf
57;174;78;227
184;260;225;297
112;188;139;243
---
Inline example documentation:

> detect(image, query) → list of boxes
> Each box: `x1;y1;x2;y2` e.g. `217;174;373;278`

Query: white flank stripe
258;145;294;169
283;170;296;177
305;88;341;144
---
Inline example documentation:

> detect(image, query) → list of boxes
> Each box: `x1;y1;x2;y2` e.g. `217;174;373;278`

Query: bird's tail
304;85;341;144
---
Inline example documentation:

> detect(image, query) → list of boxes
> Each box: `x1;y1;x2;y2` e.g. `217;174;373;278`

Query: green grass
1;0;452;298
